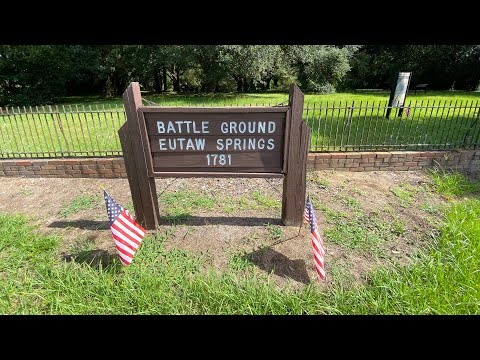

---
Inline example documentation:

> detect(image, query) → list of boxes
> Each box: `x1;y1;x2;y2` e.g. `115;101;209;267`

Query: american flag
103;190;146;266
304;195;326;280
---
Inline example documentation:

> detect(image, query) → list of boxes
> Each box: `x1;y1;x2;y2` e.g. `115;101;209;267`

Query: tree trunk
273;77;279;88
153;69;162;93
105;74;114;98
162;67;168;92
265;78;271;90
172;69;180;92
236;78;243;92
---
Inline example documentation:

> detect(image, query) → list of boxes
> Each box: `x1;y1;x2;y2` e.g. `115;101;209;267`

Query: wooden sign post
120;82;310;230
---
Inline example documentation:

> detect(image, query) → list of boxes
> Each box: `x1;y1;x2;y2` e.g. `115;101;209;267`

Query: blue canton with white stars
104;190;124;226
308;201;317;233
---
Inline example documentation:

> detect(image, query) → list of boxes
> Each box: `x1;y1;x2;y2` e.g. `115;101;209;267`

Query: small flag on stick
304;195;326;280
103;190;146;266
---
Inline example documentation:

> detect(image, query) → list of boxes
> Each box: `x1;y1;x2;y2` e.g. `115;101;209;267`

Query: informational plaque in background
120;82;311;229
391;72;412;108
141;108;288;175
386;71;412;118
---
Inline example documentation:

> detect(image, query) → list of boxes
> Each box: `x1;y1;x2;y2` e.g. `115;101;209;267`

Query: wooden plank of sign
282;84;306;226
152;152;282;171
149;135;284;153
118;123;145;225
122;83;159;229
150;172;284;178
143;114;285;137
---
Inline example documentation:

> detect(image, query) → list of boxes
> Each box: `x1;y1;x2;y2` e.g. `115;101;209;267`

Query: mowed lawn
1;90;480;158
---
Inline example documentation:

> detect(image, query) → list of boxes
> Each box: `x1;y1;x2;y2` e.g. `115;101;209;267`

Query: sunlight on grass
427;167;480;198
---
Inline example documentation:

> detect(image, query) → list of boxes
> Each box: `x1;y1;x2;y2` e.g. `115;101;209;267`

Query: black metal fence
1;99;480;159
305;100;480;151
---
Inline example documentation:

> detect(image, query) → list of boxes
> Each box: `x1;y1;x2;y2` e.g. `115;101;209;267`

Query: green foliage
345;45;480;91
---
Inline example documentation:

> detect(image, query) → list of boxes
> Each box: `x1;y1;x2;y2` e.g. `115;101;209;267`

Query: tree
0;45;75;105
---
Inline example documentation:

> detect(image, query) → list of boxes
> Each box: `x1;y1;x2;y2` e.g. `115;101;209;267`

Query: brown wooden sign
120;82;310;230
141;108;288;176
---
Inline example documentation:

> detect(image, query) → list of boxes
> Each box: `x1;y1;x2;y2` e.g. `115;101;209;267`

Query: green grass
58;195;99;218
159;190;216;222
1;182;479;313
390;182;419;208
1;90;479;158
428;167;480;198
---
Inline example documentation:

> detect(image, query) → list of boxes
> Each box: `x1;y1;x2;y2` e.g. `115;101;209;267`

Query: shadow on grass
245;248;311;285
159;215;281;226
48;220;109;230
63;249;118;268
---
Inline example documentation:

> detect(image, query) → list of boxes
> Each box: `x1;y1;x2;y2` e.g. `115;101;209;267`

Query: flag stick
297;222;303;236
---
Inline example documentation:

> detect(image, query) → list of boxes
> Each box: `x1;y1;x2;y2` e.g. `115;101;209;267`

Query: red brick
49;170;65;175
364;167;379;171
345;163;360;168
9;166;26;171
119;173;128;177
88;174;101;178
31;161;48;166
112;158;125;164
418;161;433;166
78;160;97;165
394;166;409;171
376;152;392;158
389;151;408;158
88;165;105;170
408;166;422;170
16;160;32;166
349;167;364;172
41;165;57;170
81;170;97;174
331;153;346;159
361;153;377;158
47;160;65;165
95;159;115;165
34;170;50;175
404;161;418;167
4;171;19;176
112;164;124;169
62;159;81;165
314;153;332;160
65;170;81;175
346;153;361;159
102;173;117;178
406;152;425;158
0;161;17;166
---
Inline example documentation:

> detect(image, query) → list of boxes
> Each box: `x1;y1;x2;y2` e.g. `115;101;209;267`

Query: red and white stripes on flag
304;195;325;280
104;190;146;266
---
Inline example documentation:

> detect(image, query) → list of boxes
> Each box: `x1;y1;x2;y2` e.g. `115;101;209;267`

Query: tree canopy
1;45;479;105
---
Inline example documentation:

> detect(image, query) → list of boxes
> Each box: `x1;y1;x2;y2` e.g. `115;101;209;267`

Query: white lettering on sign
219;121;276;134
157;121;210;134
154;119;280;167
215;138;276;151
158;138;206;151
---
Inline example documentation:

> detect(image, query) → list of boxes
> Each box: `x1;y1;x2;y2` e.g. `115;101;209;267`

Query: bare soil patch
0;170;449;289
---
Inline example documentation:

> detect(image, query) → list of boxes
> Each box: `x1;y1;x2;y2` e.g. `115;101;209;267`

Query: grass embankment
1;170;479;314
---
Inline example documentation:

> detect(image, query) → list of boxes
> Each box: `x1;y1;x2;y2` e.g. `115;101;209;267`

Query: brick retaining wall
307;150;480;172
0;150;479;178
